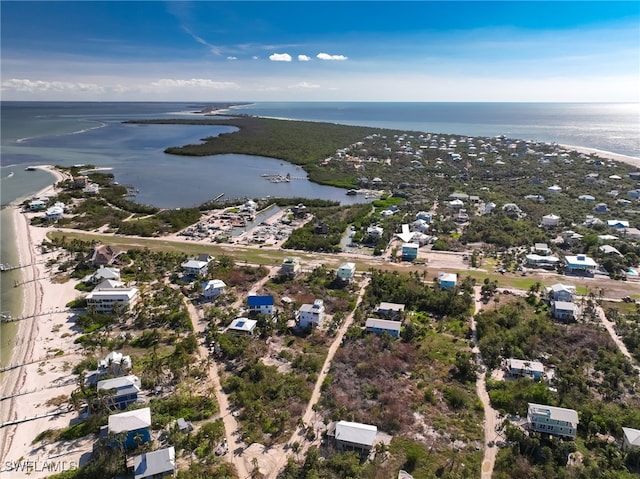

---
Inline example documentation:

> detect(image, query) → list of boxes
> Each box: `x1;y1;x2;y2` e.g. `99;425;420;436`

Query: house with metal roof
331;420;378;453
545;284;576;302
552;301;578;322
375;302;406;320
107;407;152;449
506;358;545;381
133;446;176;479
622;427;640;451
365;318;401;338
98;375;141;410
564;255;598;275
438;272;457;290
337;262;356;282
527;403;578;439
181;259;210;276
297;300;325;329
202;279;226;299
247;295;274;315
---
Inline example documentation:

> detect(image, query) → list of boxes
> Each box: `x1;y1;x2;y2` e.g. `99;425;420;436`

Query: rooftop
528;403;578;425
335;420;378;447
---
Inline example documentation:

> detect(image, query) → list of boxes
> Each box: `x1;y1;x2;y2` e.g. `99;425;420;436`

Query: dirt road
470;287;501;479
266;276;371;479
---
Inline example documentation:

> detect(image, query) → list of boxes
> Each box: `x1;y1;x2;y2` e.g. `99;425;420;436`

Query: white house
202;279;226;299
181;259;210;276
545;284;576;302
45;204;65;221
90;266;121;283
547;185;562;194
228;318;258;335
99;351;132;376
527;403;578;439
280;257;301;278
541;214;560;227
86;287;138;313
337;262;356;282
333;420;378;453
297;299;325;329
622;427;640;451
607;220;630;229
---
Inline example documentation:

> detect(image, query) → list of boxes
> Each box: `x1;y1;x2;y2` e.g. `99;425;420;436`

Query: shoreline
0;166;87;478
557;144;640;169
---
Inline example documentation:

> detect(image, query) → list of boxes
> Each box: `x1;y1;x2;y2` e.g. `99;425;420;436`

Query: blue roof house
247;295;274;315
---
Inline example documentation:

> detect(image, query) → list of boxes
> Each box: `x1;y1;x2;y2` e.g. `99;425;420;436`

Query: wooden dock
0;410;69;429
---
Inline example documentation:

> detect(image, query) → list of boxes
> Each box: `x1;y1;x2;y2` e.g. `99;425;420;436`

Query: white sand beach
0;167;90;478
558;144;640;169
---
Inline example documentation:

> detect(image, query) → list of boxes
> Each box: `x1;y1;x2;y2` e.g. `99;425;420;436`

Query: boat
346;189;357;196
25;166;36;171
7;172;14;178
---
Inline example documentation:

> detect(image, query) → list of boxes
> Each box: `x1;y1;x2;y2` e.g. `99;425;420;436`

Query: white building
333;420;378;453
228;318;258;335
181;259;210;276
541;214;560;227
86;287;138;313
90;266;121;283
527;403;578;439
622;427;640;451
202;279;226;299
297;299;325;329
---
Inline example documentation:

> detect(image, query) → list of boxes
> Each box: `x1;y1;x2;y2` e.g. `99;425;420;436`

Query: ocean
1;101;639;365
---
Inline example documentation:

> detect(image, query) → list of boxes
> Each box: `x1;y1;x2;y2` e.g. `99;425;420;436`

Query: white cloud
252;56;259;60
150;78;239;89
298;55;311;62
288;81;320;89
269;53;292;62
316;53;348;61
227;56;237;60
0;78;104;93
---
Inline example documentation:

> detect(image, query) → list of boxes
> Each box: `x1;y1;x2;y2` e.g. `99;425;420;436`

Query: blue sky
1;1;639;101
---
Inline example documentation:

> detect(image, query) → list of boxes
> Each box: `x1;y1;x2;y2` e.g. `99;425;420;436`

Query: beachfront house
89;244;122;266
506;358;545;381
331;420;378;454
297;299;325;329
227;318;257;336
337;262;356;282
86;287;138;314
527;403;578;439
202;279;226;300
622;427;640;451
45;203;65;221
438;272;457;290
97;375;141;410
133;446;176;479
564;254;598;275
29;199;47;211
99;351;132;377
106;407;152;449
90;266;121;284
247;295;274;315
365;318;402;338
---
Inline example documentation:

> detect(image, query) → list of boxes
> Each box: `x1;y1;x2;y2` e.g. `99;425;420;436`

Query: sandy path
595;305;640;375
470;286;501;479
266;276;370;478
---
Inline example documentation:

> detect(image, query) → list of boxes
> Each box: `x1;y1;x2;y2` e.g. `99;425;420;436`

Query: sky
1;1;639;102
